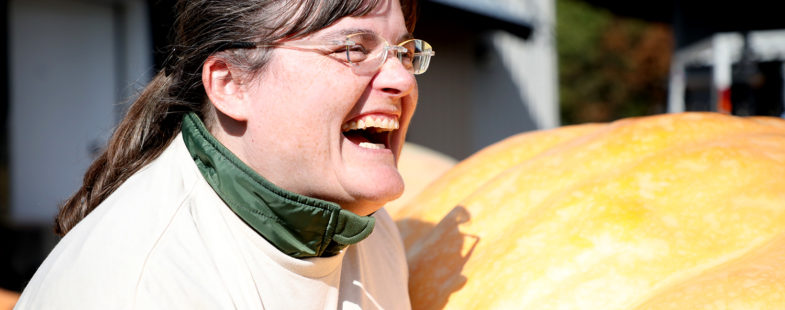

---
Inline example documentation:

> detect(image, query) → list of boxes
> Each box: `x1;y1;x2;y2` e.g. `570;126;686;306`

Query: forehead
319;27;413;43
307;0;411;42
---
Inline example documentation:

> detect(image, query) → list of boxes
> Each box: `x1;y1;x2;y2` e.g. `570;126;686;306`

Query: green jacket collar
181;113;375;258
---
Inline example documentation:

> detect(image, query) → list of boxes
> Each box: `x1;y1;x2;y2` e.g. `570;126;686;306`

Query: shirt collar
181;113;375;258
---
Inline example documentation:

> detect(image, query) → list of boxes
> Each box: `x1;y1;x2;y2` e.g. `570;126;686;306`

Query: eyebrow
320;27;414;43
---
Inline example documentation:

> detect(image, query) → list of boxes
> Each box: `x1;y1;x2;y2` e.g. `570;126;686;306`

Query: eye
398;42;417;60
401;49;415;60
396;46;415;67
343;43;370;63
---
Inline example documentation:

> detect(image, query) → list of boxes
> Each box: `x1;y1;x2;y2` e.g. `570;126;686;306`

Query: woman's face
235;0;417;215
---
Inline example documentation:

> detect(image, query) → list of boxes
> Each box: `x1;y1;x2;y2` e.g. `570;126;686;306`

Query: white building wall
410;0;558;159
490;0;559;129
472;0;558;153
433;0;559;129
9;0;151;223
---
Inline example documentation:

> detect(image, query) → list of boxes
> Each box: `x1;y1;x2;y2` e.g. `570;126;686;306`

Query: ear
202;56;248;121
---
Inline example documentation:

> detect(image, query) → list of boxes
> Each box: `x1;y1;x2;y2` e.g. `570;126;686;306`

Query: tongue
344;131;370;144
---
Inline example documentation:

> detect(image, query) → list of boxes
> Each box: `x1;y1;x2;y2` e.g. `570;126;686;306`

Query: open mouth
341;114;400;150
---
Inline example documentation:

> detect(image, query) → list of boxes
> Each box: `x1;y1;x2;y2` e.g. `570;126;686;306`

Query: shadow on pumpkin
397;206;479;310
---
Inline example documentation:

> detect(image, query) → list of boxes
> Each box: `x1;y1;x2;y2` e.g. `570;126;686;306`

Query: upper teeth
342;115;399;131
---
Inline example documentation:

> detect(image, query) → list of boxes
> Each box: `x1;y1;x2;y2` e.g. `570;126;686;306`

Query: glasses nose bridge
380;45;409;65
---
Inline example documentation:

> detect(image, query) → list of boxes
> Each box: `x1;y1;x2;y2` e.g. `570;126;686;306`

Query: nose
372;48;417;97
387;46;410;67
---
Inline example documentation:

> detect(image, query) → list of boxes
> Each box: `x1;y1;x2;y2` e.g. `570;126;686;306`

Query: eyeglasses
232;32;435;75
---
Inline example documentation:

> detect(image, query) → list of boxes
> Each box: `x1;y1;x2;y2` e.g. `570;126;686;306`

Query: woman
15;0;433;308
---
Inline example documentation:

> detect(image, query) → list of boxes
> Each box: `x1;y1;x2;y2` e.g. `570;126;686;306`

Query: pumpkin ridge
396;123;603;249
401;113;785;309
632;231;785;309
454;162;784;307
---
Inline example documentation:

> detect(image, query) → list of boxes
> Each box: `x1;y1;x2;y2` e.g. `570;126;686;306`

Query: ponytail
54;72;201;236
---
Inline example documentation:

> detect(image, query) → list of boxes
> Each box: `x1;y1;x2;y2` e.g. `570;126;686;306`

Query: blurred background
1;0;784;300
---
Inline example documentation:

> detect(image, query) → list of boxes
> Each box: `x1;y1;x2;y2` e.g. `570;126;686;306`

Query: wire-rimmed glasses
234;32;435;75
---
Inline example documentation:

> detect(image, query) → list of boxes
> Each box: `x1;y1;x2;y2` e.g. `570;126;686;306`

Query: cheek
409;82;419;111
247;54;370;145
401;83;419;126
283;70;358;113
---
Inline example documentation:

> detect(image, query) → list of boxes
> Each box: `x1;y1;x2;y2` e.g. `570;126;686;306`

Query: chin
341;168;405;215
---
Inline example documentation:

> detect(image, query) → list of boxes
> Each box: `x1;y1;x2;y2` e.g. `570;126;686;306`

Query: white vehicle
668;29;785;117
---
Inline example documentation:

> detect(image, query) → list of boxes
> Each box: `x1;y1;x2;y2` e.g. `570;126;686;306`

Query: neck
181;113;376;258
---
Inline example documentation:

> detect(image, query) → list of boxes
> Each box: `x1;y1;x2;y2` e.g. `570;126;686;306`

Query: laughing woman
15;0;433;308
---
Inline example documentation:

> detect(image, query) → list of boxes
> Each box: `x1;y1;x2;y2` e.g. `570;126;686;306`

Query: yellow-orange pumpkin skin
392;123;603;249
397;113;785;310
386;143;457;215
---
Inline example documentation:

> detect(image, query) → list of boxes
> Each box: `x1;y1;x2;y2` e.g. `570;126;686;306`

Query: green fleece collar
181;113;375;258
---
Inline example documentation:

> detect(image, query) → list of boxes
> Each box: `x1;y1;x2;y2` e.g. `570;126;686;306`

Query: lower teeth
358;142;386;150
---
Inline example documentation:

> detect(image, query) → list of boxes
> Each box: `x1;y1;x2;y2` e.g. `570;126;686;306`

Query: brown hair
54;0;418;236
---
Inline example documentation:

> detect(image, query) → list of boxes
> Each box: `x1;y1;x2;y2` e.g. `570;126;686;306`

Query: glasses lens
345;33;384;73
345;34;434;75
398;41;416;71
411;39;434;74
400;39;433;75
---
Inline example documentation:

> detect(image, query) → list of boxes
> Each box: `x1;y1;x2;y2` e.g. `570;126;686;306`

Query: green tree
557;0;673;124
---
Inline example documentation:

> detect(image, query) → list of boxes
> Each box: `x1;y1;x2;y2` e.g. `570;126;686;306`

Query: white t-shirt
16;134;411;309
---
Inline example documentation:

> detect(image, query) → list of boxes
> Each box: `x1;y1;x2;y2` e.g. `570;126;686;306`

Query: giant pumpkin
394;113;785;309
386;143;457;215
